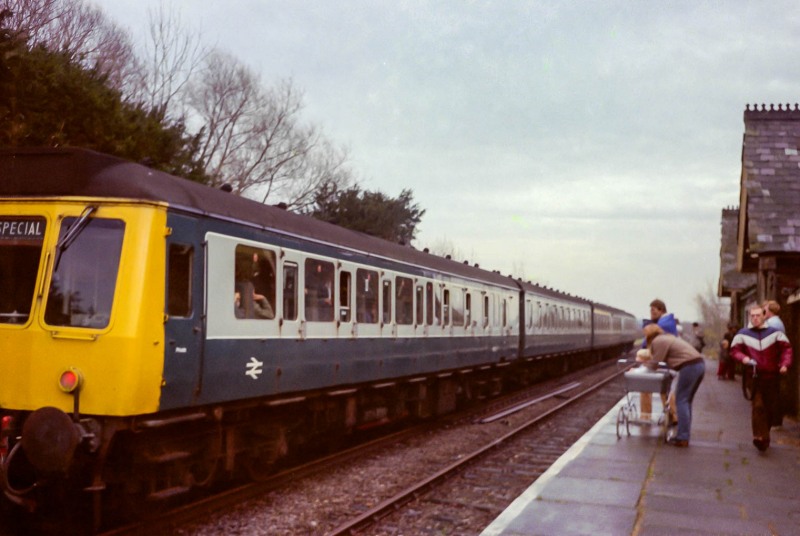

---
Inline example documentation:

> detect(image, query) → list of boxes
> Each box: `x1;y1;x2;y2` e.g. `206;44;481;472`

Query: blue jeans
674;360;705;441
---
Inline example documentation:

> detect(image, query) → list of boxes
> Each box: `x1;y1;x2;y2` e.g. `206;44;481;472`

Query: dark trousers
752;375;780;441
717;351;735;379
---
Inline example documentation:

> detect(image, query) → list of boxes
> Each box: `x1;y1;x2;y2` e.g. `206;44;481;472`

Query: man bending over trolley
643;324;705;447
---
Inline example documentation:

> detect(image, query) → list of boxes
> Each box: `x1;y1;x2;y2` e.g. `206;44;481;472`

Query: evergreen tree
0;9;208;182
311;185;425;245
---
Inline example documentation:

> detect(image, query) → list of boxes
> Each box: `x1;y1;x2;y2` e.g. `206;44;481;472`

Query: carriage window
305;259;334;322
356;269;378;323
381;279;392;323
442;289;450;325
526;300;533;329
451;290;464;327
465;293;472;327
416;285;424;325
0;216;46;325
502;298;508;327
339;271;352;323
395;276;413;325
483;295;490;327
283;262;298;321
167;244;192;317
234;245;276;320
426;282;434;326
45;217;124;328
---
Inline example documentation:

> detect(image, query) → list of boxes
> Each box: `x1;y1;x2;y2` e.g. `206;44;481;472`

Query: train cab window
305;259;334;322
415;285;424;325
234;246;276;320
339;271;352;323
45;217;124;328
395;276;413;325
425;282;434;326
0;216;46;325
381;279;392;323
283;262;298;321
167;244;193;317
356;269;378;323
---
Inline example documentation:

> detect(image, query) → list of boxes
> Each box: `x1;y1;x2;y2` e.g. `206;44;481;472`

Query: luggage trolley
616;360;676;441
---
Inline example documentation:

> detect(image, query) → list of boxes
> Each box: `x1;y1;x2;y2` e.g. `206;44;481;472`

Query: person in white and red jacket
730;303;793;452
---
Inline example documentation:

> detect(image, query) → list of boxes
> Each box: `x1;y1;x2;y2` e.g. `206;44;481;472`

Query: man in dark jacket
730;303;793;451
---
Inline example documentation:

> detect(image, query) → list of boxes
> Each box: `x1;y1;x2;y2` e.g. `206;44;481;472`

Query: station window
305;258;334;322
234;245;276;320
339;271;352;322
395;276;413;325
167;244;193;317
283;262;298;321
356;268;378;323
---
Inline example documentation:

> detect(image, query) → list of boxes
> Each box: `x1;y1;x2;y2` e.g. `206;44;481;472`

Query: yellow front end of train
0;199;167;417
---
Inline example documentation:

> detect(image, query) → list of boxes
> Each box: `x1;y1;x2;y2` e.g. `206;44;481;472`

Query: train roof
1;147;526;288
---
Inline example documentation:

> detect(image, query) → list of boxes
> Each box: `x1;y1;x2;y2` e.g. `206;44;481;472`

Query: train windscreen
44;216;125;329
0;216;46;325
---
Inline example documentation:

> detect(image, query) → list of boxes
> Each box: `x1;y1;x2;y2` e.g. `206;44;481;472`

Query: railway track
326;360;629;535
98;354;632;535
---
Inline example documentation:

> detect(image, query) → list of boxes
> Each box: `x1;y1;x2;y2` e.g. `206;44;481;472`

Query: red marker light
59;368;82;393
1;415;13;460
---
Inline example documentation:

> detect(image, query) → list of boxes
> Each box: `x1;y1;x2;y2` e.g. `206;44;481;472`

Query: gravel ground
177;363;621;535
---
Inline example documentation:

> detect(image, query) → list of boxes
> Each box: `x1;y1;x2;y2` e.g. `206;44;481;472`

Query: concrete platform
481;359;800;536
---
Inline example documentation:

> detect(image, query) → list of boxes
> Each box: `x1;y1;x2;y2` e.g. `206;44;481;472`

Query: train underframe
0;343;629;530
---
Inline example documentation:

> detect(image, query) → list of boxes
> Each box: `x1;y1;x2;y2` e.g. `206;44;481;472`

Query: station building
719;103;800;416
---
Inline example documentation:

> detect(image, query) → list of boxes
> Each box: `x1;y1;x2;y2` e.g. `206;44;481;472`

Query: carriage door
162;213;205;408
279;249;304;339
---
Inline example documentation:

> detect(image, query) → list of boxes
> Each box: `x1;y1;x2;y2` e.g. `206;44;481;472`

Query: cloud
93;0;800;320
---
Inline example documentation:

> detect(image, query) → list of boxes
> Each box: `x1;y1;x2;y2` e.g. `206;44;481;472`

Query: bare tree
3;0;142;97
7;0;357;209
694;282;730;359
187;50;354;207
139;4;207;116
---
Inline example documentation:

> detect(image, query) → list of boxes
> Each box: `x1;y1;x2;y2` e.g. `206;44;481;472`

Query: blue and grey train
0;148;637;518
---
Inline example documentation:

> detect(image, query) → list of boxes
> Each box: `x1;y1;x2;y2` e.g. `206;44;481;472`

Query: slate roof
739;103;800;269
719;206;755;297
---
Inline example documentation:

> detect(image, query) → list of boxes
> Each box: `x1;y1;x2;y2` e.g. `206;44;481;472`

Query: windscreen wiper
54;205;97;270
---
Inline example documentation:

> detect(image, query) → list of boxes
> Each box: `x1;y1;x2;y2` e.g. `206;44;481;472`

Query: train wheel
190;448;220;488
243;427;288;482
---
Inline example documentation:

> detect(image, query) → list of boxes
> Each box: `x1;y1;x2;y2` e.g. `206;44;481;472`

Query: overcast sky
93;0;800;323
